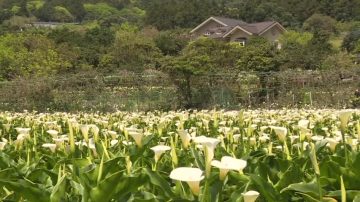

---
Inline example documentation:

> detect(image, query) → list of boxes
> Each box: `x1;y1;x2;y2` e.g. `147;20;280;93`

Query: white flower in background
193;136;220;161
242;190;260;202
150;145;171;163
248;137;256;146
89;124;100;141
80;125;90;142
170;167;204;196
325;138;339;152
76;138;96;149
289;135;299;143
122;140;133;146
259;134;270;143
128;130;143;148
15;127;31;135
47;130;59;138
107;131;118;140
309;134;321;141
110;139;119;147
298;119;309;130
321;127;329;132
60;135;69;141
3;124;11;132
233;134;241;142
338;110;353;129
0;142;6;150
272;126;287;142
178;129;191;149
52;138;64;146
42;143;57;153
194;136;220;177
211;156;247;180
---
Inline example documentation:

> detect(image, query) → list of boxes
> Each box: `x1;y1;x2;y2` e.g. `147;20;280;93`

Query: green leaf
143;168;176;198
250;174;281;202
50;175;67;202
327;190;360;201
190;146;205;170
281;181;323;199
275;165;303;191
0;179;50;202
90;171;145;201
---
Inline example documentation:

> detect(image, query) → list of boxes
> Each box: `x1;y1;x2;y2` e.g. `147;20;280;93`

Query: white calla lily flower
0;142;6;150
338;110;353;130
272;126;287;142
150;145;171;163
211;156;247;180
47;130;59;138
170;167;204;196
128;131;143;148
242;190;260;202
42;143;57;153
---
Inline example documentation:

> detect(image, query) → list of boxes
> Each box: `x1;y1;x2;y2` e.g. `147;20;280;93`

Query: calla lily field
0;109;359;201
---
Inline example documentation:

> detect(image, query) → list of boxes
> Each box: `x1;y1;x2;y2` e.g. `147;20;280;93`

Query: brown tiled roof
213;16;246;26
196;16;284;38
243;21;276;34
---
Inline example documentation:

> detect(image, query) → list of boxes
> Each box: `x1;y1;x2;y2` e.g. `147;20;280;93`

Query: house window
204;31;211;36
234;37;247;46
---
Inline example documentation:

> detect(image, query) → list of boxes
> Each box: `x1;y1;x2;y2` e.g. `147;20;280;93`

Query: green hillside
0;0;358;91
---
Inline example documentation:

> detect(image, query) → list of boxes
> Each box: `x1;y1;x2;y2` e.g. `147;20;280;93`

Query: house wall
260;26;283;42
193;20;223;38
228;29;251;42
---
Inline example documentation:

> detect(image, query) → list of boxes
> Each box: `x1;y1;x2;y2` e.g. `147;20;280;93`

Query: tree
100;24;162;72
303;14;335;61
342;29;360;53
237;37;278;72
277;30;317;70
303;13;337;39
52;6;74;22
162;37;242;107
154;29;189;56
236;37;278;102
321;52;356;70
0;33;71;80
83;3;123;22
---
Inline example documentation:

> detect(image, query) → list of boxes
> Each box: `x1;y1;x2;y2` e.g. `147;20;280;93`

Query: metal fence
0;68;358;112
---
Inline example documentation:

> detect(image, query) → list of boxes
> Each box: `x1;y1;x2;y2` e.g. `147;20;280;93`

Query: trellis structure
0;68;358;112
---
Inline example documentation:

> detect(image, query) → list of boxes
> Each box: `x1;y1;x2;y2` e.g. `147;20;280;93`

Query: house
190;16;286;47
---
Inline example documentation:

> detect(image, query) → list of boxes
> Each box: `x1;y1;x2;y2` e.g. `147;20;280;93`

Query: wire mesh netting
0;68;358;112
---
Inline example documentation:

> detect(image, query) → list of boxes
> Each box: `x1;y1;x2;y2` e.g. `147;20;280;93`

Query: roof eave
222;26;253;38
190;17;227;33
258;22;287;36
